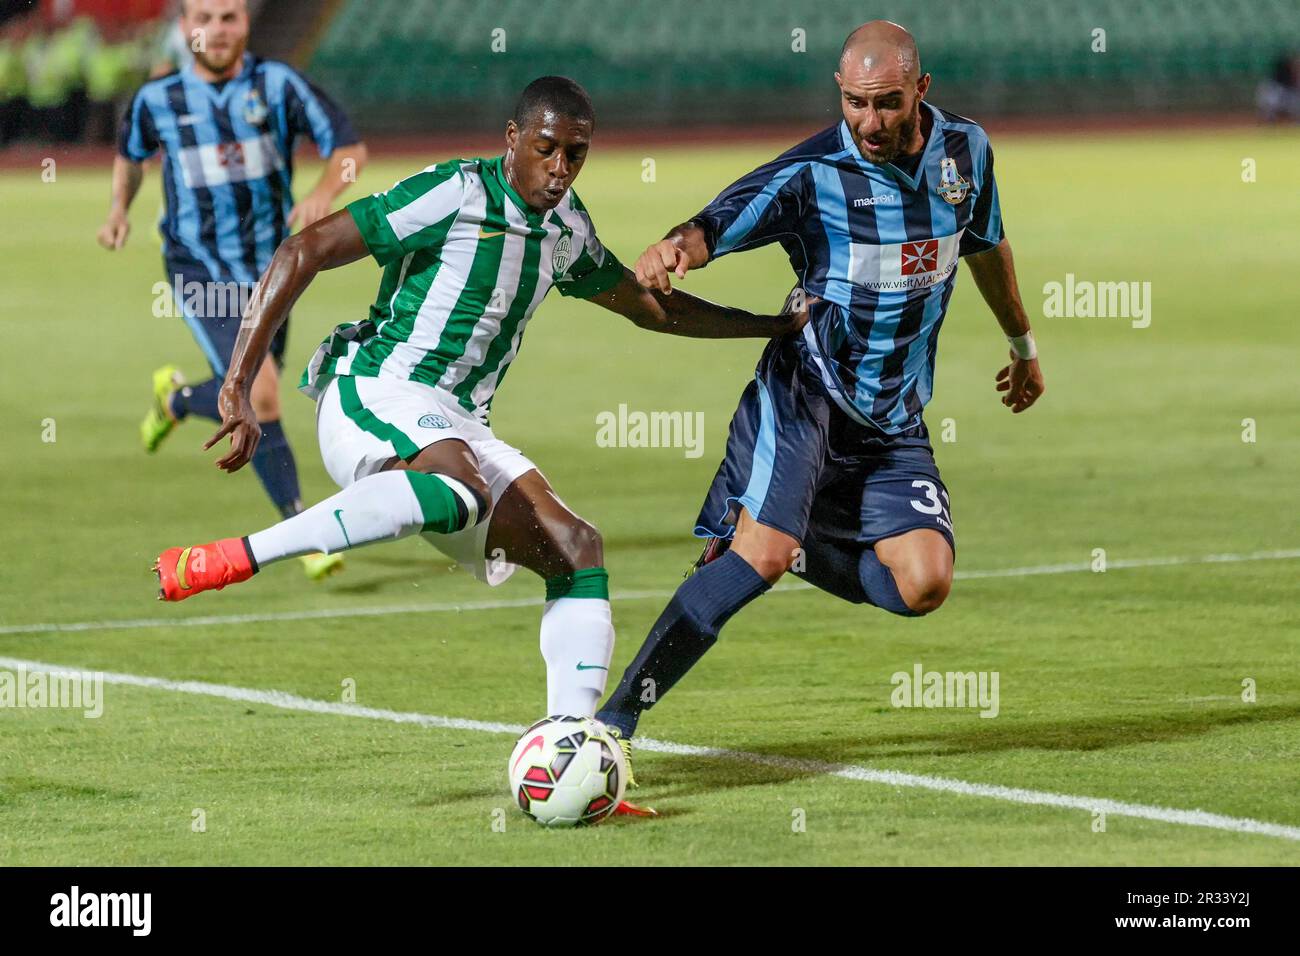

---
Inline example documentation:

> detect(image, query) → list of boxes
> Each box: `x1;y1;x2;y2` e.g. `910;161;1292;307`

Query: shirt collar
486;155;547;226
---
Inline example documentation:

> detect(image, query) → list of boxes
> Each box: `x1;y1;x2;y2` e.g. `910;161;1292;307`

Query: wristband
1007;331;1037;360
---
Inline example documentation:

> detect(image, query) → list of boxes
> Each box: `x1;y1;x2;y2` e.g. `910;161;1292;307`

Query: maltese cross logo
901;240;938;275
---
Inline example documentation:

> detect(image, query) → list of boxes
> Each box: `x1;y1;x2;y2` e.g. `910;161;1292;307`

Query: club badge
937;157;970;205
552;232;573;277
243;89;268;126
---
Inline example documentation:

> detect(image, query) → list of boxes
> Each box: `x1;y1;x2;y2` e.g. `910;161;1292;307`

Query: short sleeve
282;68;359;158
555;241;623;299
958;142;1004;256
117;88;159;161
553;195;624;299
346;163;465;267
692;157;810;261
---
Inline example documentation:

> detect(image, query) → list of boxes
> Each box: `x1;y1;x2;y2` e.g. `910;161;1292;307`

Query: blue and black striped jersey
693;103;1004;434
118;55;358;284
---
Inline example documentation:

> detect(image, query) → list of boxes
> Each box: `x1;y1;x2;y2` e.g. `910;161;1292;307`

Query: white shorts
315;374;537;585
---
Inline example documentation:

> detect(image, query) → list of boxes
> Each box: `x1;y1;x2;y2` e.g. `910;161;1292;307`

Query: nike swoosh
512;734;545;773
176;546;193;591
478;228;507;239
576;662;608;671
333;509;352;548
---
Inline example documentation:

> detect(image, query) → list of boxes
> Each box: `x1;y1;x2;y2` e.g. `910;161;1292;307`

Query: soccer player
595;21;1046;760
151;77;808;745
97;0;367;580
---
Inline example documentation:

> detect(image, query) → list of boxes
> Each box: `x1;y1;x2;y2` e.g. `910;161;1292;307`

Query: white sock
539;597;615;718
246;470;480;566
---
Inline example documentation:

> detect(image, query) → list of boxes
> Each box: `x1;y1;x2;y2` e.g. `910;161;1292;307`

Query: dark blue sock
597;549;770;738
169;378;221;422
859;549;919;617
250;420;303;518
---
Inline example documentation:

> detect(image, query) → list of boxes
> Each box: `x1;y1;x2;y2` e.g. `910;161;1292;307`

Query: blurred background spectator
1258;51;1299;123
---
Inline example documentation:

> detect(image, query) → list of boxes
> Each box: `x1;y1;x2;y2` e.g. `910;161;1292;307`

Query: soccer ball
507;715;626;827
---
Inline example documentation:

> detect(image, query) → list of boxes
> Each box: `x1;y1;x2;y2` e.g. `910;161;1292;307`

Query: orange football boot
153;537;256;602
613;799;658;818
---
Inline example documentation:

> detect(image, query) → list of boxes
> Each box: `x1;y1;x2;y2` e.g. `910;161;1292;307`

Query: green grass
1;127;1298;865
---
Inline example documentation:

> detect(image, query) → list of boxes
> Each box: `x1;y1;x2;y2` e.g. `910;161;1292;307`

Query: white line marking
2;655;1297;843
2;548;1297;637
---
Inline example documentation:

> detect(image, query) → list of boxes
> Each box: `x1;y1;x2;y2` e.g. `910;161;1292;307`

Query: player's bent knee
736;546;793;583
898;571;951;615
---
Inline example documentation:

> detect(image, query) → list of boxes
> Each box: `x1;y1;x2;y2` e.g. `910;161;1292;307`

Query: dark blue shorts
165;261;288;377
695;335;955;555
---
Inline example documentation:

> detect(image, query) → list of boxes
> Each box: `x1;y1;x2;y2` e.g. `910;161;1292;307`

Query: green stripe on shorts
337;376;422;461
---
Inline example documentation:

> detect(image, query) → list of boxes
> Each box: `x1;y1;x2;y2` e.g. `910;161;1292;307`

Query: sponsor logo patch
900;240;939;276
418;414;451;429
177;133;283;189
848;230;964;291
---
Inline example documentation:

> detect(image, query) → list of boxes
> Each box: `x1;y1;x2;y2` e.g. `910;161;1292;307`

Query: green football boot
300;552;345;581
140;365;184;453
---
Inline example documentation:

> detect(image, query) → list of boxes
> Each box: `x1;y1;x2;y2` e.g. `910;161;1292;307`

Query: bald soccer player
597;21;1046;766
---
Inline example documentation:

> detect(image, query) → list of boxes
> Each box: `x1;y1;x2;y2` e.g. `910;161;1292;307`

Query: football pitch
1;127;1297;866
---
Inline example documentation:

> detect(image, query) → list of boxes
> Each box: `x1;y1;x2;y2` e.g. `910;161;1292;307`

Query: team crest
552;233;573;276
417;414;451;429
243;89;269;126
937;157;970;205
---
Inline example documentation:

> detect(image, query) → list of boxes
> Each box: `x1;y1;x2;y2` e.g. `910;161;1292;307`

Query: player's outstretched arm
205;210;370;471
96;156;143;251
289;142;370;230
965;238;1046;414
633;221;711;294
589;268;810;339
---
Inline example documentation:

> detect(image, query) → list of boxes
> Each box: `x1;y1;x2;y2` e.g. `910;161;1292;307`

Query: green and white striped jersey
299;155;623;420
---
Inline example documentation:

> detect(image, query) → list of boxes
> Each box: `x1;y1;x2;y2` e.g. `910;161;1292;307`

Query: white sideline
1;547;1297;637
1;654;1297;844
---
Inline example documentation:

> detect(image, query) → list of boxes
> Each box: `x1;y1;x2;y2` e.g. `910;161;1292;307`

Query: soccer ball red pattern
507;716;627;827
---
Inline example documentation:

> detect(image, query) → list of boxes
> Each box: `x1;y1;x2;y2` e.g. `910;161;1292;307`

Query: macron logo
853;194;899;207
50;886;152;936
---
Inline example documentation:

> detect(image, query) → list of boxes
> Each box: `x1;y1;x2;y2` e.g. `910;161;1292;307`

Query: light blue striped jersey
118;54;358;284
693;103;1004;433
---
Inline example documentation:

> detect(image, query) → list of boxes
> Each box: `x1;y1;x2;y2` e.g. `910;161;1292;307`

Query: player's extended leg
235;356;309;520
141;285;227;451
596;507;797;739
484;470;615;720
154;439;489;601
599;339;825;740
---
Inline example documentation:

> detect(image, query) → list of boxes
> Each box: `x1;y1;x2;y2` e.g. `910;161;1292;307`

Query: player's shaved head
835;20;930;166
512;76;595;132
839;20;920;82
